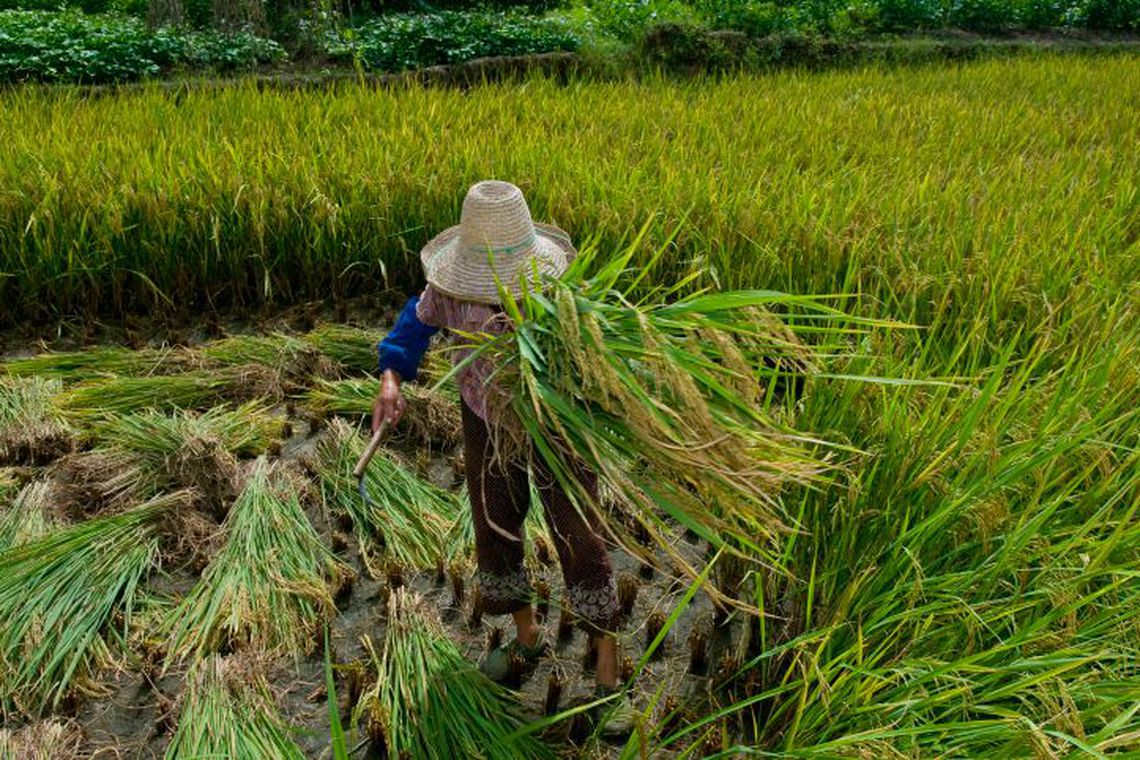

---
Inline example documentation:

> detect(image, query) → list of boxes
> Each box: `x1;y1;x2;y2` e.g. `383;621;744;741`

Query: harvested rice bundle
52;448;153;518
92;401;284;458
0;345;202;382
0;480;62;550
202;333;338;389
164;458;350;663
165;655;304;760
0;377;73;465
318;420;459;574
467;242;844;571
307;377;461;446
57;364;282;419
303;324;384;374
0;491;188;716
354;589;552;760
0;719;82;759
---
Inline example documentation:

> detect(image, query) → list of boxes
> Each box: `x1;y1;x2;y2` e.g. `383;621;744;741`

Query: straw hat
420;180;575;304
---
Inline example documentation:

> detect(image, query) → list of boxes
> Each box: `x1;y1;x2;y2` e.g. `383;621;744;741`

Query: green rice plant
0;480;62;550
201;333;337;389
164;457;350;663
91;401;284;458
462;238;859;580
353;588;553;760
307;376;461;446
303;324;384;374
0;376;72;464
0;345;202;382
0;491;187;716
165;655;304;760
317;419;459;573
56;364;282;419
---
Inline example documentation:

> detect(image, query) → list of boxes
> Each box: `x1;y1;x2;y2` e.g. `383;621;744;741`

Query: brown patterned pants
462;402;620;635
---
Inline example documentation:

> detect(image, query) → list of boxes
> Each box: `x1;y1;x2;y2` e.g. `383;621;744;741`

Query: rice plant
202;333;337;389
164;457;350;663
0;345;202;382
303;324;384;374
307;376;461;446
463;238;862;579
56;364;282;419
0;480;62;550
165;655;304;760
0;719;81;759
0;376;72;464
0;491;188;716
91;401;284;458
353;588;553;760
317;419;459;573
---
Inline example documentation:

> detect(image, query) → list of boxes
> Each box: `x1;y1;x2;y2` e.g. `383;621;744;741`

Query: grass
317;419;461;574
164;457;350;663
165;655;304;760
0;492;187;717
353;588;554;760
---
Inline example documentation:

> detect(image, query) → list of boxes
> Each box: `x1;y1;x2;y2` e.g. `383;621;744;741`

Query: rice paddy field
1;51;1139;758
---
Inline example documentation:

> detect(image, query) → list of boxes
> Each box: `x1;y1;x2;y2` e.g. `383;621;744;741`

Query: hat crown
457;181;537;260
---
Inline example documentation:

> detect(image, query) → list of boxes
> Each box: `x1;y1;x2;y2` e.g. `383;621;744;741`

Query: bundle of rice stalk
0;480;63;551
164;458;350;663
307;377;461;446
91;401;284;459
51;448;154;519
317;419;459;574
202;333;338;389
464;240;862;579
0;491;189;716
0;345;202;382
0;719;82;760
0;376;73;465
354;589;552;760
165;655;304;760
303;324;384;374
57;364;282;420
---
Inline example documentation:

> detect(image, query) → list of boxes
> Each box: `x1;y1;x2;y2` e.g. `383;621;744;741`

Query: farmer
372;180;633;733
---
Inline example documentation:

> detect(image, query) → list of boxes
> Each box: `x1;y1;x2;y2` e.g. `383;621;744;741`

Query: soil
1;307;747;759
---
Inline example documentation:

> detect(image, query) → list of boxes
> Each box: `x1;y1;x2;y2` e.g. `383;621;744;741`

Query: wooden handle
352;422;387;479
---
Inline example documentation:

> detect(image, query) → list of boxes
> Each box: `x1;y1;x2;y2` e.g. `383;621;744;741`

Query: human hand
372;369;406;432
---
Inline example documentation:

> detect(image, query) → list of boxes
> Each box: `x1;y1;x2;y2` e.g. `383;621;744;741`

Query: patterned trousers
462;402;620;634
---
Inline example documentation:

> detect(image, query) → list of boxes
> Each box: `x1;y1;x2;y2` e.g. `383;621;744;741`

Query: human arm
372;294;440;431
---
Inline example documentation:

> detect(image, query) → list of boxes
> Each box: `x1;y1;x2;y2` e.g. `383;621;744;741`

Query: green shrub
688;0;791;35
0;10;284;83
947;0;1018;30
329;10;579;71
875;0;943;29
1068;0;1140;29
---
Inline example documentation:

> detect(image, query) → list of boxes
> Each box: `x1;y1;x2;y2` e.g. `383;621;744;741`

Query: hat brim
420;222;576;305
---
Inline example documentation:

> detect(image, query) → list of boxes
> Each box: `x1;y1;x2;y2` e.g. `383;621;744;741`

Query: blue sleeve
377;296;440;382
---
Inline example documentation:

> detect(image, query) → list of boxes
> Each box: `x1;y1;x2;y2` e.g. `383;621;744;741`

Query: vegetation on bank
0;0;1136;82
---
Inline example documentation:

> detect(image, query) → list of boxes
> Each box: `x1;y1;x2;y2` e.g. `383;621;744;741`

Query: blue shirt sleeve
377;296;440;382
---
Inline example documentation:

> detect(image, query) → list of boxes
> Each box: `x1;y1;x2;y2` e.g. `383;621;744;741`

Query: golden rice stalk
0;719;81;760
